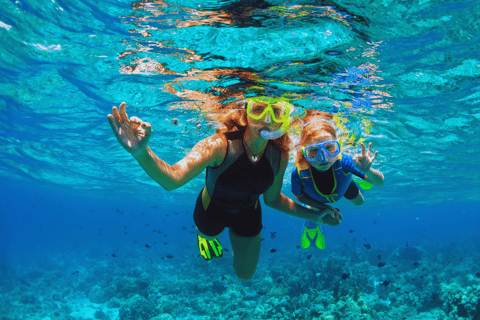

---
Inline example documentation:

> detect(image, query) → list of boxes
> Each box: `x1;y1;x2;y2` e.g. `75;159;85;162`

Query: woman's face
307;134;339;171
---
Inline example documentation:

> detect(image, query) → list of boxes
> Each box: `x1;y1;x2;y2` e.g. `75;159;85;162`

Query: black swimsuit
193;131;280;237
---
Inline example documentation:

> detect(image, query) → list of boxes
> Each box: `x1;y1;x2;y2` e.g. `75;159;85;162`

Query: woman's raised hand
107;102;152;158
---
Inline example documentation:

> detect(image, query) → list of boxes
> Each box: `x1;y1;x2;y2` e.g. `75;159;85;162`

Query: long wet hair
295;110;338;169
215;101;293;153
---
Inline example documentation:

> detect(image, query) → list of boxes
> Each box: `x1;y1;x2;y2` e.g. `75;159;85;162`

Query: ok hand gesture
353;142;378;173
107;102;152;158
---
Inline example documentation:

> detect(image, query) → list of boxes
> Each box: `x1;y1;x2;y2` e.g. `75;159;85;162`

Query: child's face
307;134;339;171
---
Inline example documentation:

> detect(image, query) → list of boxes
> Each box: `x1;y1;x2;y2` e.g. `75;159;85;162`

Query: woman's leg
229;229;262;281
196;227;222;240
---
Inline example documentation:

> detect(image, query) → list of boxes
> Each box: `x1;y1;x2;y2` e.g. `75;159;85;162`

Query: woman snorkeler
292;111;384;250
107;98;341;280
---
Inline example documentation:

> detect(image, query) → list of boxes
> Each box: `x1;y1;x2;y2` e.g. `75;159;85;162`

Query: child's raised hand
108;102;152;158
353;142;378;173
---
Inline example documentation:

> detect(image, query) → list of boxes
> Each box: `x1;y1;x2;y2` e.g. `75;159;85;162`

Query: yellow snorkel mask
245;97;294;140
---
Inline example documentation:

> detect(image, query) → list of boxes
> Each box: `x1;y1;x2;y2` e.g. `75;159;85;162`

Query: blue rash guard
291;153;366;204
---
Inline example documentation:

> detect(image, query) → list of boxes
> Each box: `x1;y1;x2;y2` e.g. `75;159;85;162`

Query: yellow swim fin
197;234;223;260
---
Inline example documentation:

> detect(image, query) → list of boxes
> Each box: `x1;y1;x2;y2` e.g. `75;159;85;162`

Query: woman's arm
108;102;227;191
263;151;342;226
133;134;226;191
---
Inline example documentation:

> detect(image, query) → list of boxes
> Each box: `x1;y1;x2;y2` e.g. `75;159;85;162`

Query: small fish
382;279;390;286
221;276;227;281
71;271;79;275
145;244;151;248
406;241;409;247
181;226;187;230
163;242;168;245
374;220;378;224
377;255;382;260
270;232;277;239
352;238;356;241
157;230;162;233
261;238;265;241
341;273;350;280
413;262;420;268
349;229;355;233
364;244;371;249
257;290;267;295
378;262;386;267
276;278;283;284
296;245;301;249
270;249;277;253
145;224;150;227
111;254;117;257
166;254;174;259
393;264;398;268
223;248;230;252
475;272;480;278
307;254;312;260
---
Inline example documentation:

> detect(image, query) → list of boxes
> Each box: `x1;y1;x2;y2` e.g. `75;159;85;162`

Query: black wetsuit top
206;131;277;210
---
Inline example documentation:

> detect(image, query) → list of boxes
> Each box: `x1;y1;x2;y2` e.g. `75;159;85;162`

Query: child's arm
263;151;342;226
295;193;344;222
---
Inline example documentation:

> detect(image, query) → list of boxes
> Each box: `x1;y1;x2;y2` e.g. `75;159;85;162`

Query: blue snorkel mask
302;140;341;163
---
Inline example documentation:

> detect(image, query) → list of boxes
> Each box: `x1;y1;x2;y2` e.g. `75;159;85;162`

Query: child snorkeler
291;111;385;249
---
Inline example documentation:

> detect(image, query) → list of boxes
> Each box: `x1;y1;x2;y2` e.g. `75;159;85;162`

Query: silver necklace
243;140;260;162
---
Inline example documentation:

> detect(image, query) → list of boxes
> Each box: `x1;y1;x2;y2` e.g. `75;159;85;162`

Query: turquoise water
1;0;479;319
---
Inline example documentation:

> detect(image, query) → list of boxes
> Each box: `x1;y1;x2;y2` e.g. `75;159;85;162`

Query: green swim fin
315;226;326;250
300;222;326;250
197;235;223;260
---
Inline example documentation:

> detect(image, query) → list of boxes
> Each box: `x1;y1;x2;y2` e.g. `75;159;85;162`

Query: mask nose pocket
264;112;271;124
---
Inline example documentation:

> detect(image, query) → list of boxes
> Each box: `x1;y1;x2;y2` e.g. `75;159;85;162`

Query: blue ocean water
1;0;479;319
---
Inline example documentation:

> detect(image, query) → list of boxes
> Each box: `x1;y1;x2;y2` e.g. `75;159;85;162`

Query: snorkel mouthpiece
259;119;291;140
260;129;284;140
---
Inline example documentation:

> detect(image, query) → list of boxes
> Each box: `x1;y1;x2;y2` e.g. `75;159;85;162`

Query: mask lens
249;102;268;117
324;142;339;155
305;146;320;161
271;104;287;121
